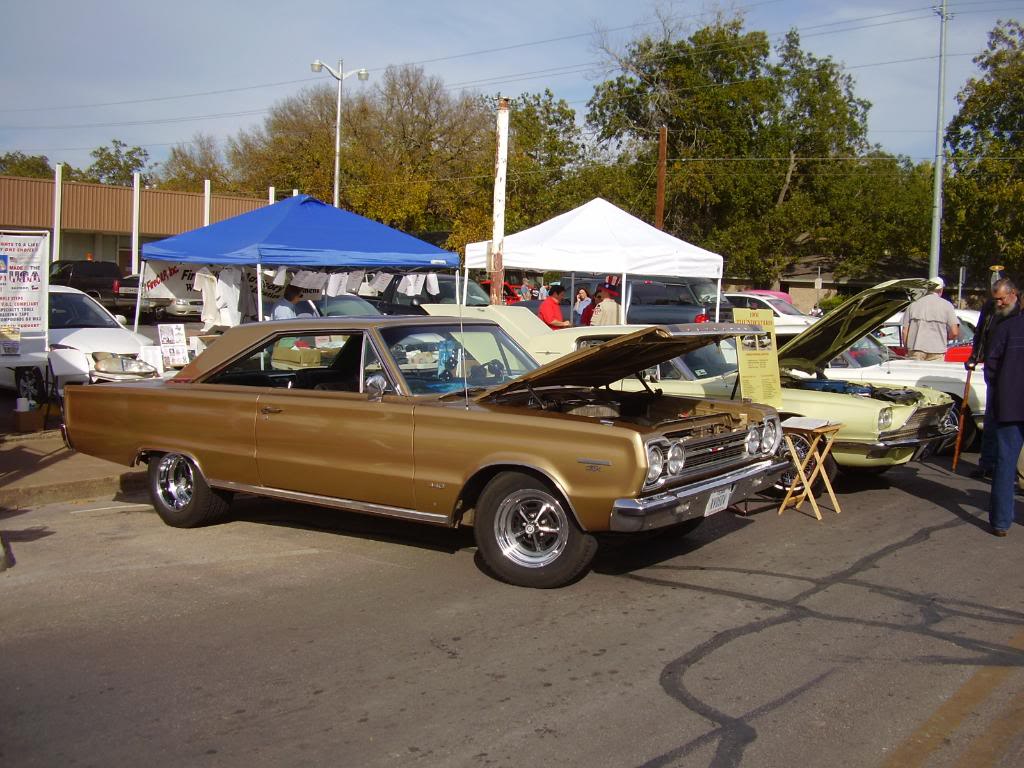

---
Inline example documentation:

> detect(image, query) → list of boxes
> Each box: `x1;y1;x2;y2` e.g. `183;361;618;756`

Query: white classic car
724;292;819;333
0;285;159;400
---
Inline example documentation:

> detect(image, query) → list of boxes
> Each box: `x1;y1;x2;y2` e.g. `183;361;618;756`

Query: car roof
49;285;83;295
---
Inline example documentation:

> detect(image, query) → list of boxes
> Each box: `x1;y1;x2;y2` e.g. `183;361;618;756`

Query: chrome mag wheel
156;454;194;510
493;488;570;568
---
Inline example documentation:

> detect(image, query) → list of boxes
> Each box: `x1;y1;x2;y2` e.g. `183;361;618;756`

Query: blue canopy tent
138;194;457;325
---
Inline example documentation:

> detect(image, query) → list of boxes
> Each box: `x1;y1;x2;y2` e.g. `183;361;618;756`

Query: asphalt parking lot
2;456;1023;768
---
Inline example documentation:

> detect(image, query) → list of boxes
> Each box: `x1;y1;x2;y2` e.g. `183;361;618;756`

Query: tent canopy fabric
142;194;458;268
465;198;722;279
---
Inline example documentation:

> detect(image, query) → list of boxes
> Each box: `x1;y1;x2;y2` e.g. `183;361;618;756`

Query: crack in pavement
622;517;1024;768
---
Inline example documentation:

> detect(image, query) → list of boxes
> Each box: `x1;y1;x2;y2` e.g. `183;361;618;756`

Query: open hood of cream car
777;279;935;376
477;323;763;401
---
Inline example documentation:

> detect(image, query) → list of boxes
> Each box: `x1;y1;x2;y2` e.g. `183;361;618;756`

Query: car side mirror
114;314;128;325
365;374;389;401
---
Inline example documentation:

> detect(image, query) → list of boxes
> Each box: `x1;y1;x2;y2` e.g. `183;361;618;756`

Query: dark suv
50;260;124;308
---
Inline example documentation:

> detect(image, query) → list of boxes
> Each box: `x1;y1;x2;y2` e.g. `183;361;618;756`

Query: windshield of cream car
380;324;537;395
676;339;739;379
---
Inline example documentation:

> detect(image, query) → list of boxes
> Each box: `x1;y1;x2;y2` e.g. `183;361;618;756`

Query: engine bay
785;378;922;405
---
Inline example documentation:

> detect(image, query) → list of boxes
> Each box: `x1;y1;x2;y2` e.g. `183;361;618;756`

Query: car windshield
678;339;739;379
49;291;120;329
767;298;804;316
834;335;892;368
956;317;976;345
316;295;380;316
688;280;721;305
379;324;537;396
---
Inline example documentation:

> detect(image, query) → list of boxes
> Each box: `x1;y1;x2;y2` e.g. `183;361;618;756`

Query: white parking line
70;503;153;515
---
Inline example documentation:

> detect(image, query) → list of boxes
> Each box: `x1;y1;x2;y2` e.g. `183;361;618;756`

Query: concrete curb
0;470;148;510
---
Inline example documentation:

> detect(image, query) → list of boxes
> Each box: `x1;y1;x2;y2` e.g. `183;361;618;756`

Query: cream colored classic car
62;316;786;588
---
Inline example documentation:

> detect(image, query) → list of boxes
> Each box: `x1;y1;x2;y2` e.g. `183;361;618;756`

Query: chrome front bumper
610;459;789;533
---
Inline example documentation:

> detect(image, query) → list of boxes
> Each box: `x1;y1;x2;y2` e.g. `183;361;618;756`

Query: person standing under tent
901;277;959;360
537;284;570;329
573;287;592;326
590;282;621;326
270;285;304;320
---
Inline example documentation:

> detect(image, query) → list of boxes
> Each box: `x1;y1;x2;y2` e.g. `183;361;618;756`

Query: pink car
744;289;794;304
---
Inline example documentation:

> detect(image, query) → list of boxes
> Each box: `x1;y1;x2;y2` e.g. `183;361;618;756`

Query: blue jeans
979;399;998;471
990;422;1024;531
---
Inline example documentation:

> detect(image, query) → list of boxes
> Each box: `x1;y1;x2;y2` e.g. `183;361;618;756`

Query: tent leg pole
715;276;722;321
621;271;627;325
133;260;145;333
463;266;469;305
256;263;264;321
455;269;461;307
570;273;575;325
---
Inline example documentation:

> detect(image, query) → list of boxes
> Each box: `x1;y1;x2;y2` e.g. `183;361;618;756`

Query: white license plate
704;486;732;516
118;287;138;295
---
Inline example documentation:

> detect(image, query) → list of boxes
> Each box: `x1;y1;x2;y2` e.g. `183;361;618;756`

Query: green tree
945;20;1024;280
72;139;154;186
0;151;54;178
158;133;233;192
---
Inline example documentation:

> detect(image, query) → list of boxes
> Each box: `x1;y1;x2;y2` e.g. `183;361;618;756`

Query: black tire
938;398;977;454
15;366;46;403
474;471;597;588
765;433;838;499
147;452;232;528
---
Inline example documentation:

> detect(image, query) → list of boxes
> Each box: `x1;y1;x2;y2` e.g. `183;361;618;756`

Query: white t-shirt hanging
425;273;440;296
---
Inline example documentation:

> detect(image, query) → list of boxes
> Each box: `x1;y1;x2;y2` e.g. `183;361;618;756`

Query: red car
479;280;522;305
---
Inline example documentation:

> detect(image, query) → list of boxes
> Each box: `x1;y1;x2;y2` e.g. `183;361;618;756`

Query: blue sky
0;0;1020;172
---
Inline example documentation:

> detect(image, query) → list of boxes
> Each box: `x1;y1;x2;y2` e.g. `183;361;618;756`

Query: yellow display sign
733;308;782;408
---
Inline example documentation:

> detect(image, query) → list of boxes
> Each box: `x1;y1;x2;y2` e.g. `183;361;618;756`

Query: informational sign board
733;307;782;408
0;231;49;364
157;323;190;368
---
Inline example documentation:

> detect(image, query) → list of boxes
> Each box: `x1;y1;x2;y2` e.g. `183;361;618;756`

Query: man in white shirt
270;285;304;320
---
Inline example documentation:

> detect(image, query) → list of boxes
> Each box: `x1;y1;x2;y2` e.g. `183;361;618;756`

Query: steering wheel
484;359;507;378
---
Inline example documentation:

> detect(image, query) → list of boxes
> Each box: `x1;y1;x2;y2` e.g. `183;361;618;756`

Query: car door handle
260;406;283;415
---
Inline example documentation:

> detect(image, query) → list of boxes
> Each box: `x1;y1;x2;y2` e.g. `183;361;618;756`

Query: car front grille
666;429;750;480
881;404;954;442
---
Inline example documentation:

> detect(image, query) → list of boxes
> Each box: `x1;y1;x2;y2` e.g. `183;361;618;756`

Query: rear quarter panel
64;381;261;485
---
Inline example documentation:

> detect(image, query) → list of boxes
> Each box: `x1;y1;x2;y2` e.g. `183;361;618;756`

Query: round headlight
667;443;686;474
93;355;157;375
760;420;778;453
646;444;665;484
745;427;761;455
878;407;893;430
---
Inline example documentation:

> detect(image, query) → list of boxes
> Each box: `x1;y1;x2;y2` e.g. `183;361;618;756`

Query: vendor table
778;421;844;521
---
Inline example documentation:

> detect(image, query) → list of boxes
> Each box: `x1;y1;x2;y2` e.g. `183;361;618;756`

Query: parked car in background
0;286;159;400
479;280;523;304
724;292;818;333
50;260;124;308
62;315;786;588
111;273;204;318
309;294;382;317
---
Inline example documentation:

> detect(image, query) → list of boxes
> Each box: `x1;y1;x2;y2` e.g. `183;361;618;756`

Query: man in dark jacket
983;310;1024;535
966;278;1020;478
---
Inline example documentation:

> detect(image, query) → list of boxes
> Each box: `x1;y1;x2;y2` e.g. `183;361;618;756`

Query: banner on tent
143;260;285;304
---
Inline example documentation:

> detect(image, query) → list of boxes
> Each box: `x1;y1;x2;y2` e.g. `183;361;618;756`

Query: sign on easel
733;307;782;408
157;323;189;367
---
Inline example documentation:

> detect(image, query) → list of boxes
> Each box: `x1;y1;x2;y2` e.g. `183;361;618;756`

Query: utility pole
655;125;667;230
489;97;510;305
928;0;950;280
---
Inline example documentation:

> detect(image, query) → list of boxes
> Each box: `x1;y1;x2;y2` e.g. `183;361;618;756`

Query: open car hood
777;278;935;375
477;323;763;401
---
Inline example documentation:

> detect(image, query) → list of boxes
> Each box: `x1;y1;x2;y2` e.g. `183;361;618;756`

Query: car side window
205;332;368;390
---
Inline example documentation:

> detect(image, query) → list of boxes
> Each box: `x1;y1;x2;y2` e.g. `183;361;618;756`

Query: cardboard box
14;408;46;433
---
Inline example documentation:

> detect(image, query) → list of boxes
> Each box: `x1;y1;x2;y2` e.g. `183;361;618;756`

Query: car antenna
459;268;470;410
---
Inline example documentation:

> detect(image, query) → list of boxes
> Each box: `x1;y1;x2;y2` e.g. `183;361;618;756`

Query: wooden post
655;125;667;230
489;97;510;305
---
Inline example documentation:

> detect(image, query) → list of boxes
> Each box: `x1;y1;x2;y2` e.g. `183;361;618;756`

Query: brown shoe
993;528;1009;537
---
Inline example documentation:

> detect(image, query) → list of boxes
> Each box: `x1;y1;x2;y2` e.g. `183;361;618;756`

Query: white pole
131;172;141;275
463;266;470;305
51;163;63;263
268;187;275;204
715;276;722;321
333;59;343;208
488;97;510;305
455;269;461;307
928;0;949;280
133;260;145;333
293;189;299;197
620;272;627;324
256;263;264;321
203;179;211;226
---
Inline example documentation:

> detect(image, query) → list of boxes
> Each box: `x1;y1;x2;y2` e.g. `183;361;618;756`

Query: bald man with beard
966;278;1021;479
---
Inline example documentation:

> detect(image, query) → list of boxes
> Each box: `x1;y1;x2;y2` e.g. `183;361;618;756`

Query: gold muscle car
62;317;786;588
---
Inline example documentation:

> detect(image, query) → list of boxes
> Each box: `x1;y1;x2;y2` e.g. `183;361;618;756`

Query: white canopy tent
464;198;725;319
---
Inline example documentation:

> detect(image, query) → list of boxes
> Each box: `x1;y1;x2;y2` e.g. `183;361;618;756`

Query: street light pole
310;58;369;208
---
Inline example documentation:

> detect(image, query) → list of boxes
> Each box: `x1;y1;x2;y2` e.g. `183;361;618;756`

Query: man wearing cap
900;277;959;361
590;282;622;326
